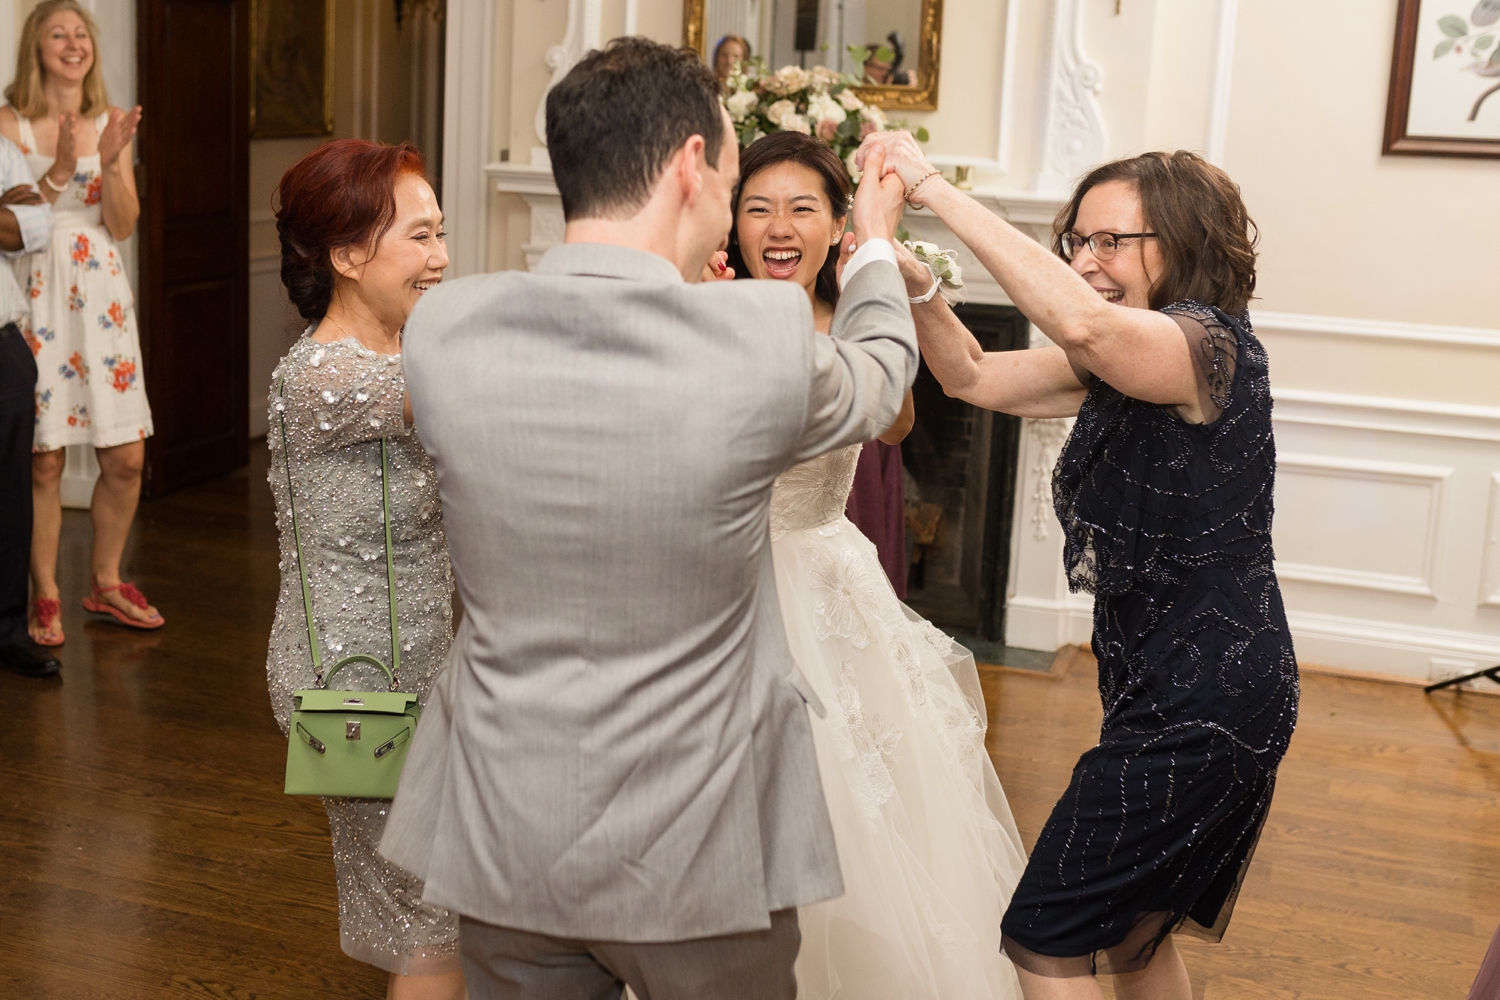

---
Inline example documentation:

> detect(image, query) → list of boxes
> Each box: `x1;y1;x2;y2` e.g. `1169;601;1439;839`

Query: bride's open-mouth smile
761;245;803;280
413;278;440;295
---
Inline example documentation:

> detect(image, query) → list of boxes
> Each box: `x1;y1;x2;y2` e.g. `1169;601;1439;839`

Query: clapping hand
98;105;142;169
0;184;44;207
47;111;78;187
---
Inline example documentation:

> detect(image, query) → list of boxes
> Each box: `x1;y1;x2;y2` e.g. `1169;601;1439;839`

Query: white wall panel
1273;453;1450;599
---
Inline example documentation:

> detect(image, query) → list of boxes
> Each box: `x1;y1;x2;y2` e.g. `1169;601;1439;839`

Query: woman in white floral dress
0;2;156;645
727;131;1026;999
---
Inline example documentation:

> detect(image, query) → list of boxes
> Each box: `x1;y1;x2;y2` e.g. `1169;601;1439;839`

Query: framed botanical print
1385;0;1500;156
250;0;334;137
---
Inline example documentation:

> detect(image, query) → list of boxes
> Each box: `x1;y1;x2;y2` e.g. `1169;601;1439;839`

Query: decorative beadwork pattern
265;335;459;973
1001;302;1300;977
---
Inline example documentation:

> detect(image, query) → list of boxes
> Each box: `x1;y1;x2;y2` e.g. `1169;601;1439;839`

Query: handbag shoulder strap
277;371;402;688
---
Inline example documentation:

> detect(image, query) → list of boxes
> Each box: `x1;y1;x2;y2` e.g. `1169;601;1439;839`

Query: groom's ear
674;134;707;207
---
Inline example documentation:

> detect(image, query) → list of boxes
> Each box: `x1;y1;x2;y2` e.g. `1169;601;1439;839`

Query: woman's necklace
325;314;399;355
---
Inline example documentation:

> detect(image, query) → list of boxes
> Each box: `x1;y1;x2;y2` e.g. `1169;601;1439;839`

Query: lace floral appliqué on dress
768;444;1027;1000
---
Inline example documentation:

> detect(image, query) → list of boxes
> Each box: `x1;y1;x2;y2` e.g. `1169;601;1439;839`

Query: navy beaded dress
999;301;1299;976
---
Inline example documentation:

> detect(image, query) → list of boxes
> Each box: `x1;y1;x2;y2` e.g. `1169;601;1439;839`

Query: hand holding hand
48;112;78;185
0;184;44;207
854;130;936;192
98;105;142;169
850;145;906;247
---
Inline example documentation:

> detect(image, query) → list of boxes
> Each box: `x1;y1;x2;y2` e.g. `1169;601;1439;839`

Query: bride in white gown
725;131;1026;999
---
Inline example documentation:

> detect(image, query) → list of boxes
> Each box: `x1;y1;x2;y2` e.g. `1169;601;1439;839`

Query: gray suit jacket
380;243;917;942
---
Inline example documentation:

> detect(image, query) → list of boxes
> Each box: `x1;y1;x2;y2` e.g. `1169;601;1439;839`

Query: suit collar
535;243;685;284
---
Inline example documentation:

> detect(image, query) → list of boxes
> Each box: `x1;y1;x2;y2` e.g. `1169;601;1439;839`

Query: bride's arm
858;132;1197;411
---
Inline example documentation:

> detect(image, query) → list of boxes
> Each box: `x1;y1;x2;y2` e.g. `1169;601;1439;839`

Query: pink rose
817;119;839;140
859;120;877;139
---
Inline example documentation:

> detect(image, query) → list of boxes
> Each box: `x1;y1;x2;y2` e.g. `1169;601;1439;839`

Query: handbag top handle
277;372;402;690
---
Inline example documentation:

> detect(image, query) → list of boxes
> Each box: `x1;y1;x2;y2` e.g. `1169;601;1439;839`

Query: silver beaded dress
266;334;460;976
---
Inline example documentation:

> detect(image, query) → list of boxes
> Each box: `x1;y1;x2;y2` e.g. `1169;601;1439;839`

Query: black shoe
0;639;62;678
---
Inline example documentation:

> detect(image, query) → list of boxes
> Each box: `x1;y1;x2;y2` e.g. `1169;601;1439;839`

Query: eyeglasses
1059;231;1158;261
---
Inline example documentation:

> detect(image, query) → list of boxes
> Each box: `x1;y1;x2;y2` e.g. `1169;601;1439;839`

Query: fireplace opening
901;303;1045;664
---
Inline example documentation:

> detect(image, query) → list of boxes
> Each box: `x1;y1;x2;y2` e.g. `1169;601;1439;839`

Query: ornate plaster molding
534;0;603;145
1031;0;1106;195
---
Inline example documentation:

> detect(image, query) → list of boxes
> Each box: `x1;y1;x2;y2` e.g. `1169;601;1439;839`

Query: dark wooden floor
3;441;1498;998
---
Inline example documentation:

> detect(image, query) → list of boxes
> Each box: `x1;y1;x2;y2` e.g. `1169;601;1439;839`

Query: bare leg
1112;935;1192;1000
28;448;65;643
1015;968;1105;1000
387;970;467;1000
90;441;160;623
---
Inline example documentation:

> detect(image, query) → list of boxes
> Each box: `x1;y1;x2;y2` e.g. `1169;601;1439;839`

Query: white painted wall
461;0;1500;680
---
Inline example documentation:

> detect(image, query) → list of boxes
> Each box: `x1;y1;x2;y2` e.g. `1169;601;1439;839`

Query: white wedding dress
771;445;1026;1000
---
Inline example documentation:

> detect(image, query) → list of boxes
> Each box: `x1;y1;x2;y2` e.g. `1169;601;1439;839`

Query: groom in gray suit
381;37;916;1000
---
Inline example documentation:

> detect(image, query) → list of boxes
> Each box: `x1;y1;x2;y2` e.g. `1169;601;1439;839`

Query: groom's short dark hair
546;38;726;221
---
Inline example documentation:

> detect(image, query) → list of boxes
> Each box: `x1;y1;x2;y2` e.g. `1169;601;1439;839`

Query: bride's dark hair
727;131;852;308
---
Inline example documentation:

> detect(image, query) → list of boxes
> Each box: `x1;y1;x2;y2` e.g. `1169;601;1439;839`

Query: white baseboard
1285;611;1500;682
1004;600;1499;682
59;444;98;509
1005;594;1094;651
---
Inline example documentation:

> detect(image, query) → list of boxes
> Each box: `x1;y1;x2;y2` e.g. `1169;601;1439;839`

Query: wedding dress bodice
770;444;862;539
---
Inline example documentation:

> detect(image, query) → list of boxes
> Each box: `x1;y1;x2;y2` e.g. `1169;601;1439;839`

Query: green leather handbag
277;378;419;799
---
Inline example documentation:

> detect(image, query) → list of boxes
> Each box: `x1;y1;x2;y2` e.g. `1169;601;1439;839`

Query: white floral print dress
14;111;153;451
769;445;1027;1000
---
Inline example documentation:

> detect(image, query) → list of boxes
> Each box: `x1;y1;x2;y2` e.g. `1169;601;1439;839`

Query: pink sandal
82;582;165;630
28;597;65;646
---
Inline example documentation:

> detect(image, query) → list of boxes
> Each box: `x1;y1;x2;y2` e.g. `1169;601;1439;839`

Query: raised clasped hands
855;130;941;204
849;144;906;247
98;105;143;169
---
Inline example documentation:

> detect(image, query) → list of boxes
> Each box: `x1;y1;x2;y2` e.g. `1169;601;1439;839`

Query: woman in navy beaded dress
854;134;1298;1000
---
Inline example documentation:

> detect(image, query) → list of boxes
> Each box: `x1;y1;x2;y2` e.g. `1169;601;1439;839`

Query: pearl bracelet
42;172;68;193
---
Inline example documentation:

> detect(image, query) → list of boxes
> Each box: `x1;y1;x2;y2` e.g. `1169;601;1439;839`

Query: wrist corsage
903;240;964;303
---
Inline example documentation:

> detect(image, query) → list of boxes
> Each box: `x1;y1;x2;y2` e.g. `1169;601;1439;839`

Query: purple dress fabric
844;440;907;600
1471;924;1500;1000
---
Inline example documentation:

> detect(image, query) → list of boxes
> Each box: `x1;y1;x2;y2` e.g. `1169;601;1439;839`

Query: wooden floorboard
3;440;1498;998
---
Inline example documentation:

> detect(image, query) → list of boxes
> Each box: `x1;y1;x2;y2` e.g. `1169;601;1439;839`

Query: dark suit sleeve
792;258;917;464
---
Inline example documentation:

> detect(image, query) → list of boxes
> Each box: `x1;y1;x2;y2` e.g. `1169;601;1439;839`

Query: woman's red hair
275;139;427;322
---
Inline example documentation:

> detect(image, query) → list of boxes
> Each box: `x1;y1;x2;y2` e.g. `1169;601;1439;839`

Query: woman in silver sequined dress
266;140;464;1000
725;131;1026;1000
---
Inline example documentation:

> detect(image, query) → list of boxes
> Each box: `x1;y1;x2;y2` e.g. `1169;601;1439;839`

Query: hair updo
274;139;427;322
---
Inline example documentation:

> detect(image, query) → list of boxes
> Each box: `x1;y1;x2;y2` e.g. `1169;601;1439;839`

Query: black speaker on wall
794;0;818;52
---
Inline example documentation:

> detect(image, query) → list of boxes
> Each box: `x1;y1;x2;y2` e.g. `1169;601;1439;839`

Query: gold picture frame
250;0;335;137
684;0;943;112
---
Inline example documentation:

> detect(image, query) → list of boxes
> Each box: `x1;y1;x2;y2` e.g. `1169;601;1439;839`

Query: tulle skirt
772;515;1026;1000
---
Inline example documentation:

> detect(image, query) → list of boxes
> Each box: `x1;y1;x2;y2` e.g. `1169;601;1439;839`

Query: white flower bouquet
722;53;930;183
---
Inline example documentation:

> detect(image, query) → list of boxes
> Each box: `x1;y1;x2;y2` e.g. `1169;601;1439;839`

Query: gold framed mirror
684;0;942;111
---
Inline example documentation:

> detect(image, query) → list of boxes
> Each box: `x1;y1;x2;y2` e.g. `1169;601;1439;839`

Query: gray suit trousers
459;910;800;1000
